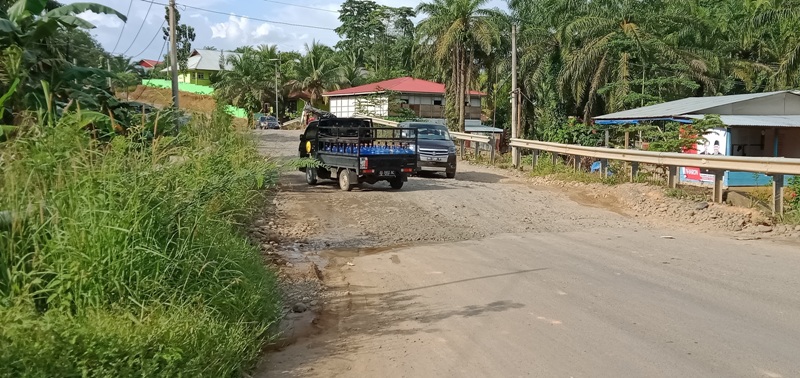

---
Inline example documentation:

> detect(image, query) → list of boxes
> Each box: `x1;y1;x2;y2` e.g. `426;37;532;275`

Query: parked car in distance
258;115;281;130
399;122;457;179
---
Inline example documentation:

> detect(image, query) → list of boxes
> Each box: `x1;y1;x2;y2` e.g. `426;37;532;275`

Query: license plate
423;156;446;162
380;171;395;176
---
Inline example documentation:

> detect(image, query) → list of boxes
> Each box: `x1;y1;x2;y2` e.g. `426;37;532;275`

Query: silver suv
399;122;457;179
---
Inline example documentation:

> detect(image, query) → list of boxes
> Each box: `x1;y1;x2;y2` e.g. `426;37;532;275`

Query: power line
120;0;156;56
130;20;168;59
133;36;169;102
139;0;337;31
112;0;134;54
261;0;338;14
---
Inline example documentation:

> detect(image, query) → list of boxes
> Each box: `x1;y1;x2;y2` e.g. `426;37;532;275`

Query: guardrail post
551;153;558;166
532;150;538;170
713;170;724;203
572;155;581;171
460;140;465;160
667;166;678;188
474;142;480;159
630;162;639;182
773;174;785;216
600;159;609;176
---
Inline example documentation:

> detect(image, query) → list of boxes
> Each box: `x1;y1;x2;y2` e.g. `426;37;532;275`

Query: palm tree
336;50;366;88
286;41;344;107
213;48;277;125
416;0;502;131
555;0;712;121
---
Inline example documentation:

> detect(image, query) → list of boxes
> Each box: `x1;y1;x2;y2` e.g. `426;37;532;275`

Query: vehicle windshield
265;116;277;121
259;116;268;122
415;125;450;140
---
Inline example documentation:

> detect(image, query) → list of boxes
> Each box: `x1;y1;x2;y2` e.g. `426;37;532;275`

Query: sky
66;0;508;61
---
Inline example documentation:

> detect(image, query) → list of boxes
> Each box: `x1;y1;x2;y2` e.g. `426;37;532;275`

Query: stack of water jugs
322;142;413;155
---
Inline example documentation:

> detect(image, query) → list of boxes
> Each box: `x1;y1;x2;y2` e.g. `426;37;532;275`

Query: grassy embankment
0;107;281;376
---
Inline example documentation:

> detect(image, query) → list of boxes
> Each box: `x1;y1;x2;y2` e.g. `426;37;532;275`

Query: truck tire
446;169;456;179
338;169;354;191
389;178;404;190
306;166;317;185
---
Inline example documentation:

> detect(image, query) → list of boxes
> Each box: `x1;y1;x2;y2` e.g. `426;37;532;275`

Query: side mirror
299;135;305;140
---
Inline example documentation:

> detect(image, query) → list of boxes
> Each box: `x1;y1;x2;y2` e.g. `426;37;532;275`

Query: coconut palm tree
286;41;344;106
213;47;277;125
416;0;503;131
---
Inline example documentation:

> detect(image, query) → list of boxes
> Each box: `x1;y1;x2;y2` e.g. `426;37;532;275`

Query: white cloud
78;11;124;29
253;23;274;38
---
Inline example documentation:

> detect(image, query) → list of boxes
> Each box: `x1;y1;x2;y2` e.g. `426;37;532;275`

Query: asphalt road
257;129;800;378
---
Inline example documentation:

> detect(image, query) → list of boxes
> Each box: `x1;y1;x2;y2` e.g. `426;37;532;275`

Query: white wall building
324;77;484;126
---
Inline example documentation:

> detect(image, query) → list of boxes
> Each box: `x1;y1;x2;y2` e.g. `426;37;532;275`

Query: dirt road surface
255;129;800;378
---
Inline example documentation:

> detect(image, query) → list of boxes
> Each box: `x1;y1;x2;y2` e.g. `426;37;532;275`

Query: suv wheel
446;169;456;179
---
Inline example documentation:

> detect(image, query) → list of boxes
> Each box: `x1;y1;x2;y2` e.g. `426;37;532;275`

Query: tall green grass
0;108;280;376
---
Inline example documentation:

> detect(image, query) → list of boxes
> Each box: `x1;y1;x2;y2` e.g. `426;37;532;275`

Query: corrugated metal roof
161;50;241;72
594;91;796;120
685;114;800;128
465;125;504;133
189;49;241;71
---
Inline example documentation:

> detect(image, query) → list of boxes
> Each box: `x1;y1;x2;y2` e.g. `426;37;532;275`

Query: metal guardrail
451;131;490;143
451;132;495;162
510;139;800;175
509;138;800;215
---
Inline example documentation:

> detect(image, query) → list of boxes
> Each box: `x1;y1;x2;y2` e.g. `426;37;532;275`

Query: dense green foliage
509;0;800;138
1;1;282;375
0;105;281;376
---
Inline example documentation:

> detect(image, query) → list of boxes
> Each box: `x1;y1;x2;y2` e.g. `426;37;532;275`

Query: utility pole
270;57;280;117
168;0;180;109
511;24;519;168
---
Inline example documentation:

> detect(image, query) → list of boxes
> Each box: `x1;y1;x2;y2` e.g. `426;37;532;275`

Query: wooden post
630;162;639;182
604;130;610;147
474;142;480;159
168;0;180;109
573;155;581;170
600;159;609;176
713;170;724;203
624;131;630;149
532;150;538;170
773;174;785;216
460;140;465;160
490;135;496;164
667;166;678;188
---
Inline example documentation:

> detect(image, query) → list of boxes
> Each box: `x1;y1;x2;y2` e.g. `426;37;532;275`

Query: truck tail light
362;169;375;174
360;157;369;169
401;168;413;173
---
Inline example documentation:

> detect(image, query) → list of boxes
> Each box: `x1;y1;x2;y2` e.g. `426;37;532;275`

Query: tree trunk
457;43;466;133
464;48;474;133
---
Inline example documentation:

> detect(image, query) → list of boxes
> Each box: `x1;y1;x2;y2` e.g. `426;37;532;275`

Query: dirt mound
126;85;218;113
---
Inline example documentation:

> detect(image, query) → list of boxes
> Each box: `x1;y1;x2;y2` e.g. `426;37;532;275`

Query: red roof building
324;77;484;97
137;59;162;69
324;77;484;124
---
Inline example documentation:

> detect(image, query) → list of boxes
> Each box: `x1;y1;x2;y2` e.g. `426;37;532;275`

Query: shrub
0;107;280;376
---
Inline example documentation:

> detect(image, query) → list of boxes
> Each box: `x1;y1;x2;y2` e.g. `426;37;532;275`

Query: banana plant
0;0;125;125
